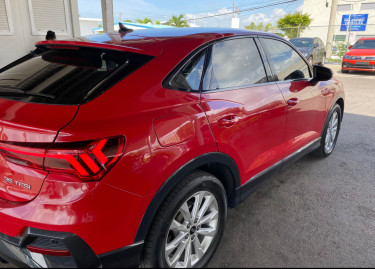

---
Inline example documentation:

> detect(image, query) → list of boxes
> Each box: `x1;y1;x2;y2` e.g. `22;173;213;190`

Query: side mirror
348;45;353;50
313;43;318;48
312;65;333;83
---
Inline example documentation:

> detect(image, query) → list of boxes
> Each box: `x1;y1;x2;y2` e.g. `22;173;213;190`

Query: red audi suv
0;28;344;268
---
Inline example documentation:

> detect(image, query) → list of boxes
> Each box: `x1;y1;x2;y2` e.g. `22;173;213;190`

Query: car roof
36;28;280;56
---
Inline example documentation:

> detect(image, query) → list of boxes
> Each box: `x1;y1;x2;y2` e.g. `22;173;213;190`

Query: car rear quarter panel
55;38;219;196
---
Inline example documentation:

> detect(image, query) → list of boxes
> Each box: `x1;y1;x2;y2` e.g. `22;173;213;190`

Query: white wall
301;0;375;45
0;0;80;68
79;18;102;36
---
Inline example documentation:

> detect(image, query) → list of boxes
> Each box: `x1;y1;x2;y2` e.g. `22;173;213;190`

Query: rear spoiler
36;34;163;57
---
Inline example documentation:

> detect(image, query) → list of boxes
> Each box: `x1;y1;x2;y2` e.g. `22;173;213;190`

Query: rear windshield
0;47;152;105
352;39;375;49
290;38;314;48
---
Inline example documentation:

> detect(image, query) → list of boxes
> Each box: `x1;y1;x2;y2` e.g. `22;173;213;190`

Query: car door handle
287;98;299;106
218;115;239;128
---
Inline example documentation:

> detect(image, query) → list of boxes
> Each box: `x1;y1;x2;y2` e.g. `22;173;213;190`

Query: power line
185;0;298;20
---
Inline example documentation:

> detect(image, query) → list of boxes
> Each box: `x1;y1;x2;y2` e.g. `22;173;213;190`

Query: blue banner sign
340;14;368;31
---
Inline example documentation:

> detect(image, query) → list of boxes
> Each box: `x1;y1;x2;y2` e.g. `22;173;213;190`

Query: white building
79;17;102;36
0;0;80;68
301;0;375;45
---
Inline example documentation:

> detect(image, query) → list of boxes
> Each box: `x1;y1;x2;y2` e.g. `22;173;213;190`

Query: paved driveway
1;65;375;268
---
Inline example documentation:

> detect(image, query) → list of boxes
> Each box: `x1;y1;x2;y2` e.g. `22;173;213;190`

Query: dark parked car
290;37;326;66
0;28;344;268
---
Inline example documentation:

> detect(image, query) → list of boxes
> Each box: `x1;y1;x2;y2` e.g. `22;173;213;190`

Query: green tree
264;23;273;31
244;22;274;32
333;41;347;58
136;17;152;24
276;12;312;38
124;19;132;23
155;20;161;25
168;14;189;28
245;22;261;30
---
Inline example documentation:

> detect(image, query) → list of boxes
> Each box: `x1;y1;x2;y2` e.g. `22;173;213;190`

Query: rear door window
0;47;152;105
203;38;267;91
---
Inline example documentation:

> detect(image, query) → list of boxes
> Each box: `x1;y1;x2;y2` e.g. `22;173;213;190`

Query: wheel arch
335;97;344;121
134;152;241;243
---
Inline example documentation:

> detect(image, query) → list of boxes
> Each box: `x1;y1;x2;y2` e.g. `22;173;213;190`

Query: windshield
290;38;314;48
0;47;152;105
352;39;375;49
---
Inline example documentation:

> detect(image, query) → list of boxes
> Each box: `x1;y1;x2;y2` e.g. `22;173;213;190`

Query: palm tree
168;14;189;28
136;17;152;24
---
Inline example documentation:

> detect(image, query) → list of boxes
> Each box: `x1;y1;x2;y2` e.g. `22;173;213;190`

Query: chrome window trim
201;81;278;93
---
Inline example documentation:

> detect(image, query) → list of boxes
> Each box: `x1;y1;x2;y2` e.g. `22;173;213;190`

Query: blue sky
78;0;304;28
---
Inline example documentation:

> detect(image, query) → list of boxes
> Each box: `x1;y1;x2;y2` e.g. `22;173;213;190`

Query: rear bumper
0;228;143;268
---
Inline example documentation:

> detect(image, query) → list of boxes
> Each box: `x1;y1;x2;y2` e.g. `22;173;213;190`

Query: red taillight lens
0;144;45;169
0;137;125;181
45;137;125;180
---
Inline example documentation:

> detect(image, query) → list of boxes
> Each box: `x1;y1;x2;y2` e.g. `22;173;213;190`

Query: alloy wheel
164;191;219;268
324;111;339;154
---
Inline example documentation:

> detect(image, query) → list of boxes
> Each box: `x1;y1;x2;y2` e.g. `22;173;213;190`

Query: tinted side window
203;38;267;91
261;38;311;81
169;50;206;91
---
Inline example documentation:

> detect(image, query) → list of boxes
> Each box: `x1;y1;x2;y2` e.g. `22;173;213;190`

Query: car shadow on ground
208;113;375;268
338;70;375;77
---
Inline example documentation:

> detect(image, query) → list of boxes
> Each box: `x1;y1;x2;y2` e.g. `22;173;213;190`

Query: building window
0;0;14;35
28;0;71;36
334;35;346;41
361;3;375;10
337;4;352;11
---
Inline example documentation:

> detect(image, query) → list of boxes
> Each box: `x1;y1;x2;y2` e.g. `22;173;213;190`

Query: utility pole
326;0;338;58
346;12;352;50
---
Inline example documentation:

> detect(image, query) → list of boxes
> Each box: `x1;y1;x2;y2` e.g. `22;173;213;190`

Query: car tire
141;170;227;268
312;104;342;158
341;69;349;73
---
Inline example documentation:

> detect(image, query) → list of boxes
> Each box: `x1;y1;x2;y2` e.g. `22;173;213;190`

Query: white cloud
185;7;233;27
243;8;287;26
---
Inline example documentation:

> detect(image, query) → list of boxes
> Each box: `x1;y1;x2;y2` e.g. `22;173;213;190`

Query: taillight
0;137;125;181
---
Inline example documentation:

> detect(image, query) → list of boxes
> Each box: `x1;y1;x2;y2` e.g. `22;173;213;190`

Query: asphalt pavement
1;64;375;268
